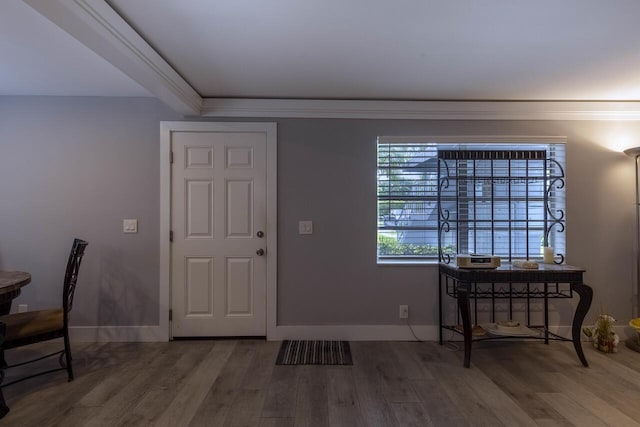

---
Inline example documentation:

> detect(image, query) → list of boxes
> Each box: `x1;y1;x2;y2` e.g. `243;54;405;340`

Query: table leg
544;283;549;344
0;321;8;418
0;289;20;317
571;282;593;367
438;273;443;345
457;283;472;368
0;302;11;317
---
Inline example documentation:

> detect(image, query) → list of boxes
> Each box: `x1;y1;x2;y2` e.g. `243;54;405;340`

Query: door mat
276;340;353;365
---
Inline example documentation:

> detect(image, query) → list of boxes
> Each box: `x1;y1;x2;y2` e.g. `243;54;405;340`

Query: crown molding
202;98;640;120
24;0;202;116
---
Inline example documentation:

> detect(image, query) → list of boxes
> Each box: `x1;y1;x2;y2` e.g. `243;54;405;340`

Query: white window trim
378;135;568;144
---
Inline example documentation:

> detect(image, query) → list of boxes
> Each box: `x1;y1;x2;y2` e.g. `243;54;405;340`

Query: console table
438;262;593;368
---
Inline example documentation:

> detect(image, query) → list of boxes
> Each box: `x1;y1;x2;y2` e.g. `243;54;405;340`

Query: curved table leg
438;273;442;345
457;283;472;368
571;282;593;367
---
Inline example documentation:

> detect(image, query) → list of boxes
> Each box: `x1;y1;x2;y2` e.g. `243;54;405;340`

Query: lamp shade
624;147;640;157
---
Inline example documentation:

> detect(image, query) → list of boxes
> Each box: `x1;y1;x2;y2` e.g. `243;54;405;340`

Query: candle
543;246;554;264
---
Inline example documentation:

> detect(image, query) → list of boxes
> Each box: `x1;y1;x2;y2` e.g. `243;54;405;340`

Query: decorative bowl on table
454;324;487;336
496;320;521;333
481;321;540;337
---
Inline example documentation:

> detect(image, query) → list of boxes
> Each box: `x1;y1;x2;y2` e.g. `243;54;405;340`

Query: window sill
377;259;439;266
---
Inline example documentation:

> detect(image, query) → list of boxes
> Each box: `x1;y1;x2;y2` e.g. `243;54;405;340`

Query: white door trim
160;121;277;341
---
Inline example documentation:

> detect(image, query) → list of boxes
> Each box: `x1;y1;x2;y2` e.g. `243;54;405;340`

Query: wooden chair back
62;238;88;324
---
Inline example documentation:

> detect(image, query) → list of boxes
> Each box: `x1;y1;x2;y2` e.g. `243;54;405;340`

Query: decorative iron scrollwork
436;148;566;264
545;158;566;263
438;158;452;263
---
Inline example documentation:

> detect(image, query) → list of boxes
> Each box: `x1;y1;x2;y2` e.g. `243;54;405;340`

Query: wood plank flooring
1;339;640;426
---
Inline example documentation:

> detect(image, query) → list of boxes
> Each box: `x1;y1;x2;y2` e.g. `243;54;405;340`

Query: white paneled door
171;129;268;337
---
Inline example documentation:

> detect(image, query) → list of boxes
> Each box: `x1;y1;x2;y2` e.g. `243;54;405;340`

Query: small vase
596;332;619;353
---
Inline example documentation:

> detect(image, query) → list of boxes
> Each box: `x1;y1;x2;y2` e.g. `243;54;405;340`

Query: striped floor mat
276;340;353;365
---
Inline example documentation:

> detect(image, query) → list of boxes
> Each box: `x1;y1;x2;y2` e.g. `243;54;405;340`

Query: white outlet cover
399;305;409;319
298;220;313;234
123;219;138;233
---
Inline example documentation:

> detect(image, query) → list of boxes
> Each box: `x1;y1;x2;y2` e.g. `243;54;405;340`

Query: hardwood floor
1;338;640;426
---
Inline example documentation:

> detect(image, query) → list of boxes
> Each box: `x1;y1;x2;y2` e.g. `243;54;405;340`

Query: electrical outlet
399;305;409;319
18;304;28;313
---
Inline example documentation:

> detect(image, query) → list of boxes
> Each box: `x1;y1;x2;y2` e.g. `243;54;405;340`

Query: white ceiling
3;0;640;105
108;0;640;101
0;0;149;96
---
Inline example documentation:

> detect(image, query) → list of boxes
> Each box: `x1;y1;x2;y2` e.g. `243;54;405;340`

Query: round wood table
0;270;31;419
0;271;31;315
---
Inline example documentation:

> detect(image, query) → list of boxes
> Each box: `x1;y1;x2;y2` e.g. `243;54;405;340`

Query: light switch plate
123;219;138;233
298;220;313;234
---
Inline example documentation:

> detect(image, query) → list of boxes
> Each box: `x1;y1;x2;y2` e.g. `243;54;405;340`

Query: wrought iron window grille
437;149;566;264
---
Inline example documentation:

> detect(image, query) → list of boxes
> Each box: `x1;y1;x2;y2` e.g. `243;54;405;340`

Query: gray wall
277;119;637;326
1;96;637;330
0;96;180;325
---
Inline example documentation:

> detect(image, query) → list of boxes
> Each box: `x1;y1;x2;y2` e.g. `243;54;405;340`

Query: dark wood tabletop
0;271;31;315
439;262;585;283
0;271;31;294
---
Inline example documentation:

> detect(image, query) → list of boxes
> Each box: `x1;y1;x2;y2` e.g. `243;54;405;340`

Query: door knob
257;231;264;238
256;248;265;256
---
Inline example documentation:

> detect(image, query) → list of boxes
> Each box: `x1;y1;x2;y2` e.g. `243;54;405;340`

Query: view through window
377;137;566;263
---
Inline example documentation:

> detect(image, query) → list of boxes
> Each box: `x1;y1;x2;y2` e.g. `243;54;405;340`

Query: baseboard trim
69;324;441;342
271;325;634;342
69;324;629;342
69;325;168;342
270;324;440;341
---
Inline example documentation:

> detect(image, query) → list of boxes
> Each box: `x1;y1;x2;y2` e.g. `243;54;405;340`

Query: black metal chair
0;238;88;387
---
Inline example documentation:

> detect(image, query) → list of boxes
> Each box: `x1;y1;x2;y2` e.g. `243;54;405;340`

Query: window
377;137;566;263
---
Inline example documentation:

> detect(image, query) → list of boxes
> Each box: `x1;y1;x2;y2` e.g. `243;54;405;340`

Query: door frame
159;121;277;341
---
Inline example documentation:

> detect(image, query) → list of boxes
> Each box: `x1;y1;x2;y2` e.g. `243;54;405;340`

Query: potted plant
583;314;619;353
